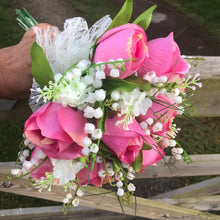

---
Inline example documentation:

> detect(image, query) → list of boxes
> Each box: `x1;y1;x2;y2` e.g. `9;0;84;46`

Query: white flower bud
94;89;106;101
19;155;26;162
175;154;182;160
91;129;102;140
66;193;73;200
170;140;176;147
152;122;163;133
11;168;21;176
98;169;106;178
28;143;35;150
111;90;120;100
84;106;95;118
115;171;123;179
93;79;103;88
76;189;84;197
159;76;167;83
82;147;90;156
93;108;103;119
63;197;69;204
116;181;123;188
82;137;92;148
90;143;99;153
112;103;119;111
146;118;153;126
23;161;32;170
84;123;95;134
175;96;182;104
127;172;135;180
140;121;148;130
117;188;124;196
24;139;30;146
107;59;115;69
72;198;79;207
110;68;120;78
22;149;30;158
127;183;136;192
77;59;91;71
84;75;94;85
145;129;151;136
96;155;103;163
96;70;106;79
71;68;82;78
35;150;46;159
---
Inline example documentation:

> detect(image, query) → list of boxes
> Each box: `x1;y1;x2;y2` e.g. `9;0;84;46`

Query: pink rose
24;102;87;160
138;94;177;137
141;135;165;171
137;32;189;80
102;114;146;164
93;23;148;79
77;161;108;187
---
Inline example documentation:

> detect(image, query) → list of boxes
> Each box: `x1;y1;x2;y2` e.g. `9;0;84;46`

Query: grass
163;0;220;42
0;0;219;210
71;0;118;25
0;0;24;48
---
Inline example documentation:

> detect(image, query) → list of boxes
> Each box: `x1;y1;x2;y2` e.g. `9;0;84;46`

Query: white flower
170;140;177;147
23;161;33;170
82;137;92;147
84;75;94;85
96;70;106;79
92;129;102;140
115;171;123;179
24;139;30;146
84;123;95;134
22;149;29;158
127;183;136;192
107;59;115;69
146;118;153;126
127;172;135;180
76;189;84;197
35;149;46;159
52;159;76;185
19;155;26;162
84;106;95;118
71;68;82;78
159;76;167;83
66;193;73;200
116;181;123;188
93;79;103;88
152;122;163;133
72;198;80;207
121;162;129;169
63;197;69;204
96;155;103;163
98;169;106;178
139;121;148;130
111;90;120;100
94;89;106;101
110;68;120;77
117;188;124;197
90;143;99;153
145;129;151;136
174;154;182;160
77;59;91;71
82;147;90;156
175;96;182;104
11;168;21;176
112;103;119;111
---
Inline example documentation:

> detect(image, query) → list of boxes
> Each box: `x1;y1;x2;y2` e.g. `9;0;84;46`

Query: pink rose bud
24;102;87;160
137;32;189;80
94;24;148;79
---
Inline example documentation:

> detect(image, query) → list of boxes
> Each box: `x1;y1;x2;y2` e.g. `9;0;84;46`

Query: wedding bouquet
8;0;201;213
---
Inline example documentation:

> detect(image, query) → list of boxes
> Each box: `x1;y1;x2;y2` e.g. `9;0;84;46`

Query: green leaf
102;78;138;94
98;101;109;133
142;143;152;150
125;75;152;91
133;5;157;30
131;150;143;172
107;0;134;30
112;160;121;172
31;41;54;87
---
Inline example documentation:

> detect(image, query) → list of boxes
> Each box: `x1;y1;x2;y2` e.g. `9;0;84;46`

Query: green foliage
31;42;55;87
107;0;133;30
131;150;143;172
163;0;220;41
0;0;24;48
133;5;157;30
126;75;152;92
